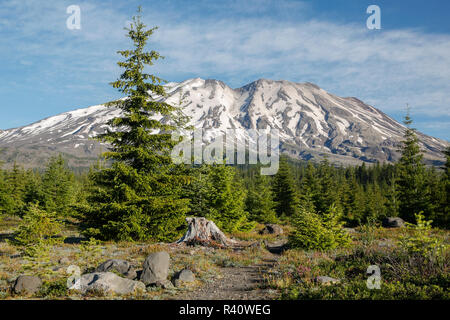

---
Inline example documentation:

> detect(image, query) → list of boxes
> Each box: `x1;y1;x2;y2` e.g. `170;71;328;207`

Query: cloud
0;0;449;139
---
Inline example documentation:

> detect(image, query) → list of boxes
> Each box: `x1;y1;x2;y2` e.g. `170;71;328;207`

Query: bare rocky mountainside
0;78;447;169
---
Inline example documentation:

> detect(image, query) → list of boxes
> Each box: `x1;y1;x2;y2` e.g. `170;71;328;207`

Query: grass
263;225;450;300
0;216;448;300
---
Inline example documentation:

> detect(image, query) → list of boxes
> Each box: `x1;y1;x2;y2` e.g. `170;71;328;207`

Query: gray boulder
174;269;195;287
177;269;195;282
96;259;137;279
13;275;42;295
382;217;405;228
259;224;283;235
140;251;170;285
74;272;145;295
314;276;340;285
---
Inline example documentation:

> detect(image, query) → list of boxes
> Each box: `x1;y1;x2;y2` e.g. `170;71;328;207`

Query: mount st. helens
0;78;447;169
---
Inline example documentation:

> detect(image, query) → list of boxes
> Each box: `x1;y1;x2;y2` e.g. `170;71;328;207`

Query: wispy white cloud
0;0;449;138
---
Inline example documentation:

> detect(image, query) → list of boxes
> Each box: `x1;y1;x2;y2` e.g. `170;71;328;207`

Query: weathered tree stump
176;217;237;247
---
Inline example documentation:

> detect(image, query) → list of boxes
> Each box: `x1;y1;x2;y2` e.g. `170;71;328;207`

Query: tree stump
176;217;237;247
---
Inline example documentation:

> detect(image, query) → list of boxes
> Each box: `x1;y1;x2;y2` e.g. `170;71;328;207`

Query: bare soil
174;254;279;300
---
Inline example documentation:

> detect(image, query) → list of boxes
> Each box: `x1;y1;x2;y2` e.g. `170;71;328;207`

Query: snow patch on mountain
0;78;448;168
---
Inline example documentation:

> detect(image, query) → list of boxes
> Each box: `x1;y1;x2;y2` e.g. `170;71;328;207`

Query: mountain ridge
0;78;447;169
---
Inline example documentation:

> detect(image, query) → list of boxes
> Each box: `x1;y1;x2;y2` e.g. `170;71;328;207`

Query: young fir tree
436;147;450;228
0;164;14;216
207;164;250;232
6;162;26;215
272;156;299;218
397;111;429;222
315;159;341;214
298;162;318;212
79;10;190;241
182;165;213;218
22;169;43;206
385;171;400;217
245;169;277;224
289;204;350;251
41;155;74;216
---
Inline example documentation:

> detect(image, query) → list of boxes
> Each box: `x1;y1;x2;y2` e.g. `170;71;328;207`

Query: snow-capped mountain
0;78;447;168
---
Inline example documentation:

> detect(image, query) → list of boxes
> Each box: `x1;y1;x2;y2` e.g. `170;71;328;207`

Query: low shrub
289;205;351;251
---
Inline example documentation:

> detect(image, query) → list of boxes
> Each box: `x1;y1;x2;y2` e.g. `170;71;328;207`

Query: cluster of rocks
11;251;196;296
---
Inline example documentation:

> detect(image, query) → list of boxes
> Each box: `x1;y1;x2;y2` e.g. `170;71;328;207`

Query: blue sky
0;0;449;140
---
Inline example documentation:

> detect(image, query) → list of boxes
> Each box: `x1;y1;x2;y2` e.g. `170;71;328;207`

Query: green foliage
10;203;62;278
272;156;299;218
182;165;213;218
283;279;449;300
79;9;190;242
38;279;68;298
245;170;277;224
5;162;27;215
399;213;448;261
397;113;430;222
0;165;14;216
204;164;251;232
12;203;61;247
289;205;351;251
359;217;378;246
77;237;103;271
41;155;75;216
276;231;449;300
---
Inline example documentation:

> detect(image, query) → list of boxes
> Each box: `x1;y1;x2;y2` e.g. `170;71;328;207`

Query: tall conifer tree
397;111;429;222
80;9;190;241
245;170;277;224
272;156;299;218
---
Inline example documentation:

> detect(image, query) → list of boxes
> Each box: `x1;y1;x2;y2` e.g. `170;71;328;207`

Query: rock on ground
13;275;42;295
177;269;195;282
382;217;405;228
314;276;340;285
96;259;137;279
140;251;170;285
75;272;145;295
259;224;283;235
174;269;195;287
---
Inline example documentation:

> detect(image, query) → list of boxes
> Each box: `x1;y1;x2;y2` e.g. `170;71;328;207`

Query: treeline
0;143;448;234
240;153;449;229
0;156;86;218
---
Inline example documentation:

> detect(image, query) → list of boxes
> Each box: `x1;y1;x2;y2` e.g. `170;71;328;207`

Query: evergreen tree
6;162;26;215
289;204;350;251
245;170;277;224
0;164;14;216
207;164;250;232
182;165;213;218
298;162;318;212
272;156;299;218
315;158;341;214
41;155;74;216
397;112;429;222
385;171;400;217
79;9;190;241
436;147;450;228
22;169;43;206
341;171;366;225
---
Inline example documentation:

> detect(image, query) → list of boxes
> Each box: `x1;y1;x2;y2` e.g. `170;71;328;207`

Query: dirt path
175;254;279;300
